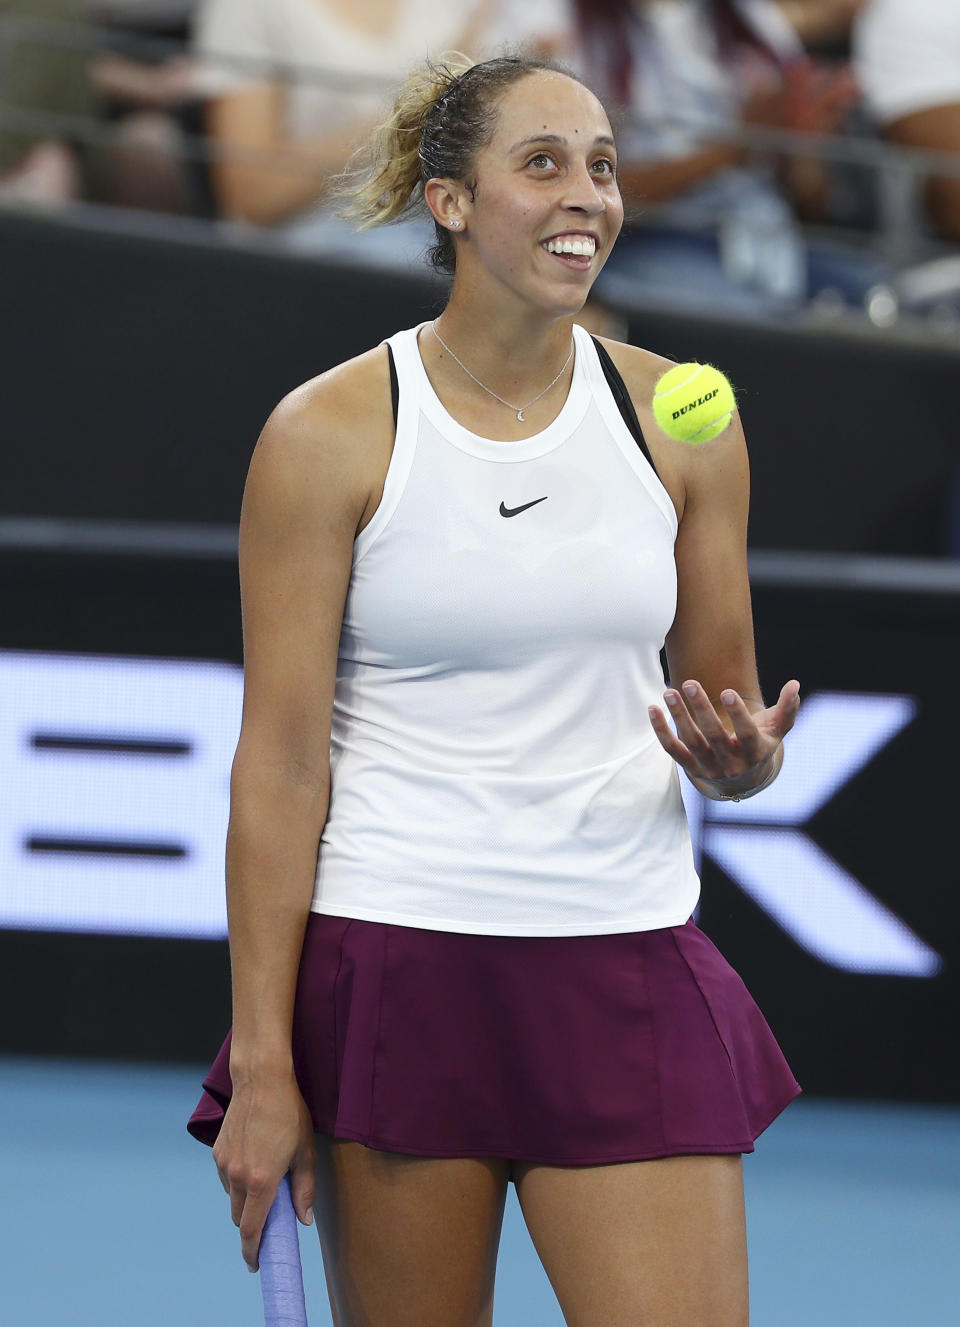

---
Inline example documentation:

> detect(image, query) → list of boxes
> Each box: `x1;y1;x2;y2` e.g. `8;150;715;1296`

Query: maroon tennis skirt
188;912;800;1166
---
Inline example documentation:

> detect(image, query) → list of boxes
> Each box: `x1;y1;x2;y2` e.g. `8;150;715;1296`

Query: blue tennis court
2;1056;957;1326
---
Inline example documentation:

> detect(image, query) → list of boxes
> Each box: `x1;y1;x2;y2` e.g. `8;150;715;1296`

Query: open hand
648;678;801;797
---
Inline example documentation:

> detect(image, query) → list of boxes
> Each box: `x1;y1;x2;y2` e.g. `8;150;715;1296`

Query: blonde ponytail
338;54;475;231
336;53;575;274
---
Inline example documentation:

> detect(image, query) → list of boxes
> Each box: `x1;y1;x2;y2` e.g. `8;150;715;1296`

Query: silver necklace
431;321;574;422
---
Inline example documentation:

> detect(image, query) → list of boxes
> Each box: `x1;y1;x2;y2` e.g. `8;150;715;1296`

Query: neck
433;284;578;401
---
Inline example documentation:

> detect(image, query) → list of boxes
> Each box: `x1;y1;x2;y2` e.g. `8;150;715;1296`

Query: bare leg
313;1136;510;1327
514;1153;748;1327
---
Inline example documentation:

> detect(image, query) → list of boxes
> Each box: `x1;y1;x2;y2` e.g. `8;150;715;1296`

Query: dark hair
572;0;789;107
339;53;586;275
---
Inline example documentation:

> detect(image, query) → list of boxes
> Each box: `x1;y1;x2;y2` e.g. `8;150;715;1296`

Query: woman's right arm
213;353;389;1269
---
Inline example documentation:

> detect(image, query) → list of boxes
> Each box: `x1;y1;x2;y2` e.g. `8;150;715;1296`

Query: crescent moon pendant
517;409;525;421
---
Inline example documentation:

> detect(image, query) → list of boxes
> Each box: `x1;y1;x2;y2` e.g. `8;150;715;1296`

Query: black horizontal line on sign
32;735;192;755
25;838;187;858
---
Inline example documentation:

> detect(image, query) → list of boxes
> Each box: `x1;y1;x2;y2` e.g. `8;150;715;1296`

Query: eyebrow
509;133;616;154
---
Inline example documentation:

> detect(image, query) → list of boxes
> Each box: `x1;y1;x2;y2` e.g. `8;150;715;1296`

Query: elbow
228;767;331;851
229;744;332;832
231;753;330;802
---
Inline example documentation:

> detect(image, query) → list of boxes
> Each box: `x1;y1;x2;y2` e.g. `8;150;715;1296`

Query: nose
562;160;609;216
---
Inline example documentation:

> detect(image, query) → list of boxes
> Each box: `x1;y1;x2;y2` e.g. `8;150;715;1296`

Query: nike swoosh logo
499;497;548;518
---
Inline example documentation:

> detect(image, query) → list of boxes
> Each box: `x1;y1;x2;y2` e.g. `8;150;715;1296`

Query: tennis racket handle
259;1173;308;1327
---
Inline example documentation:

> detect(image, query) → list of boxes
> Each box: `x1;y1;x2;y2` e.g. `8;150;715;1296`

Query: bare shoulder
254;345;392;483
268;343;393;437
592;335;675;400
593;337;688;518
233;346;394;775
592;336;748;521
247;344;394;533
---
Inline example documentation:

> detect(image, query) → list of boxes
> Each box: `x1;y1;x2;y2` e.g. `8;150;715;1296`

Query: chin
521;272;590;313
542;284;594;319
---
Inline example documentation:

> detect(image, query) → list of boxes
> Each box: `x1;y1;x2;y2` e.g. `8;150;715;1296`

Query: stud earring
450;220;462;229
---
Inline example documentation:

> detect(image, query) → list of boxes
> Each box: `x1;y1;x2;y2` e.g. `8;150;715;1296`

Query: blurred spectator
191;0;566;267
566;0;887;320
0;0;94;205
0;0;208;214
85;2;206;214
853;0;960;245
776;0;867;48
768;2;882;238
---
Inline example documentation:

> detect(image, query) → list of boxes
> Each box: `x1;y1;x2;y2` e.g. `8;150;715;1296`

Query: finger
647;704;701;777
772;679;801;735
722;681;800;748
212;1144;231;1196
239;1179;277;1273
762;679;800;732
662;690;721;770
228;1167;247;1229
678;681;732;743
290;1146;317;1227
718;689;766;764
675;681;739;770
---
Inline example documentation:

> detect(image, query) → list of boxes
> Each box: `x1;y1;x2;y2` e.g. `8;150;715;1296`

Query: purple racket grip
259;1173;308;1327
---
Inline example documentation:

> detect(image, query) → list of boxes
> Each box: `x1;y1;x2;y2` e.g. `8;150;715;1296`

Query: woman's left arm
648;410;800;801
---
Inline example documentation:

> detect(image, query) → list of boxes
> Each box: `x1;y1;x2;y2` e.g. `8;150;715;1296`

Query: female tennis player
189;52;802;1327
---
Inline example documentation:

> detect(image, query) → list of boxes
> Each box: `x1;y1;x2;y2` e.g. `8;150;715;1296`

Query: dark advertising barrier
0;526;956;1102
2;207;959;557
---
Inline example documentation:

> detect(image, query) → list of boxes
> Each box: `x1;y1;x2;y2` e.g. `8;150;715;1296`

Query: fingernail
665;692;679;707
303;1209;315;1226
721;691;735;707
682;682;697;698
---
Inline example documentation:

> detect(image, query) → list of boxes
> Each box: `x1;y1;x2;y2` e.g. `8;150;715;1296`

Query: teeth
544;236;596;257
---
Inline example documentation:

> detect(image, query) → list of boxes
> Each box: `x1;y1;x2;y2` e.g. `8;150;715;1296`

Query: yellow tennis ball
653;362;736;444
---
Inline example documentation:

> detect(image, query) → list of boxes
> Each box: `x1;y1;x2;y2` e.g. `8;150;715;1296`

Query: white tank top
310;324;700;935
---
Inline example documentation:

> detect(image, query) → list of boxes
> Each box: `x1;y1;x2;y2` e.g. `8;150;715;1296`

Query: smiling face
448;70;624;316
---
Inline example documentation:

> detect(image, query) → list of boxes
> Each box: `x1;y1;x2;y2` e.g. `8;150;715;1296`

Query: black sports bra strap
590;336;660;480
387;343;399;428
388;338;657;475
